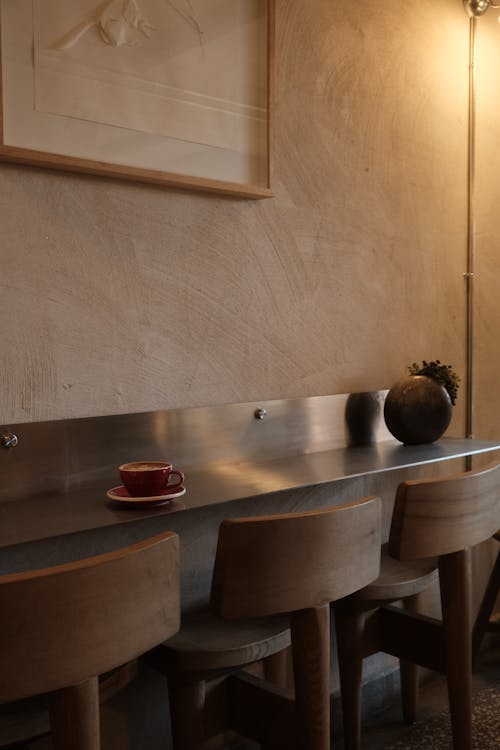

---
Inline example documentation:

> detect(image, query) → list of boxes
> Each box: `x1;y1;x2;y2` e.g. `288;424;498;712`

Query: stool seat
356;544;438;601
159;610;290;672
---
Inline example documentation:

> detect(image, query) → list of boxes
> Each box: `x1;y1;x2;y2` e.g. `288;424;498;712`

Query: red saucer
106;484;186;507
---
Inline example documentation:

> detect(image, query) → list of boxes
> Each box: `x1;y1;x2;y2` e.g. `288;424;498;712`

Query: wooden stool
472;530;500;658
334;462;500;750
150;496;382;750
0;531;180;750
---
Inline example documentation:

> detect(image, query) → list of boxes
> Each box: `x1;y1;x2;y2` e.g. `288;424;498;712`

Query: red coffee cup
119;461;184;497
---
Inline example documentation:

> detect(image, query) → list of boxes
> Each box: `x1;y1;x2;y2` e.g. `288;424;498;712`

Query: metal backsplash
0;391;391;502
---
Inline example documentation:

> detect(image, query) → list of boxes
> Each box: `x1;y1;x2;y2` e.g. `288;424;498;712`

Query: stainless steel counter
0;437;499;550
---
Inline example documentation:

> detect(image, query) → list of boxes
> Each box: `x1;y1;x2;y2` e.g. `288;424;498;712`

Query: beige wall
0;0;476;426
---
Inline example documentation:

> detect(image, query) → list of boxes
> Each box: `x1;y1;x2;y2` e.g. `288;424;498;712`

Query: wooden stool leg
49;677;100;750
400;593;420;724
472;548;500;660
333;601;365;750
291;604;331;750
263;647;290;690
168;678;207;750
439;551;472;750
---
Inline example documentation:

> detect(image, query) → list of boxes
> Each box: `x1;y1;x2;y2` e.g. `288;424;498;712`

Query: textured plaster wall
0;0;472;425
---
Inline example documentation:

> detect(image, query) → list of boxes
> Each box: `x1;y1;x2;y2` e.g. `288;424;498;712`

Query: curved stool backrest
389;462;500;561
211;495;381;619
0;531;180;704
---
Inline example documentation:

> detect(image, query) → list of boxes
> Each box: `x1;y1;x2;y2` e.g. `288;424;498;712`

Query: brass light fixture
464;0;500;16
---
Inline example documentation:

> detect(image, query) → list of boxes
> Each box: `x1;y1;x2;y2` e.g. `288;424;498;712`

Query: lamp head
464;0;494;16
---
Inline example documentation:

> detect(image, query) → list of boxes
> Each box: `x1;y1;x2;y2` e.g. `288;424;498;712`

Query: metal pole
465;14;477;467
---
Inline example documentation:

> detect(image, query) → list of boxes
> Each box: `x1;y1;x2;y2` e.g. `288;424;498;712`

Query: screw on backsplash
254;408;268;420
1;432;19;449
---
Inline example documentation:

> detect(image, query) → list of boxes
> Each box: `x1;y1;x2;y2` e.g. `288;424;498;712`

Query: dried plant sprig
408;360;460;406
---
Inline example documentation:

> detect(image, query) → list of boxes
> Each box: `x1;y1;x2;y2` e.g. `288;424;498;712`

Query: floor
5;641;500;749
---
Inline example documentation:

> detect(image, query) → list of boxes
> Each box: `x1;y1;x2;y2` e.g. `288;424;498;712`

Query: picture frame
0;0;273;199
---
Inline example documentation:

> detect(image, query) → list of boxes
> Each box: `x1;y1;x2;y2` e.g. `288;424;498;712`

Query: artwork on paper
32;0;268;156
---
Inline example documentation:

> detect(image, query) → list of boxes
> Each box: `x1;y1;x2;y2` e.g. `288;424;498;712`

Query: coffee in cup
119;461;184;497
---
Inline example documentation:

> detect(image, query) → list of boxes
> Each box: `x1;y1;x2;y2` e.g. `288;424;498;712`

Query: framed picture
0;0;273;198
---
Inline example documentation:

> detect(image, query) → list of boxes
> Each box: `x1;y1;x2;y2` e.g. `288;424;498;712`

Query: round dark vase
384;375;453;445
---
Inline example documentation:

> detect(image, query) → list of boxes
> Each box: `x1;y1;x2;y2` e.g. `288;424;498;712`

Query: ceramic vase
383;375;452;445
